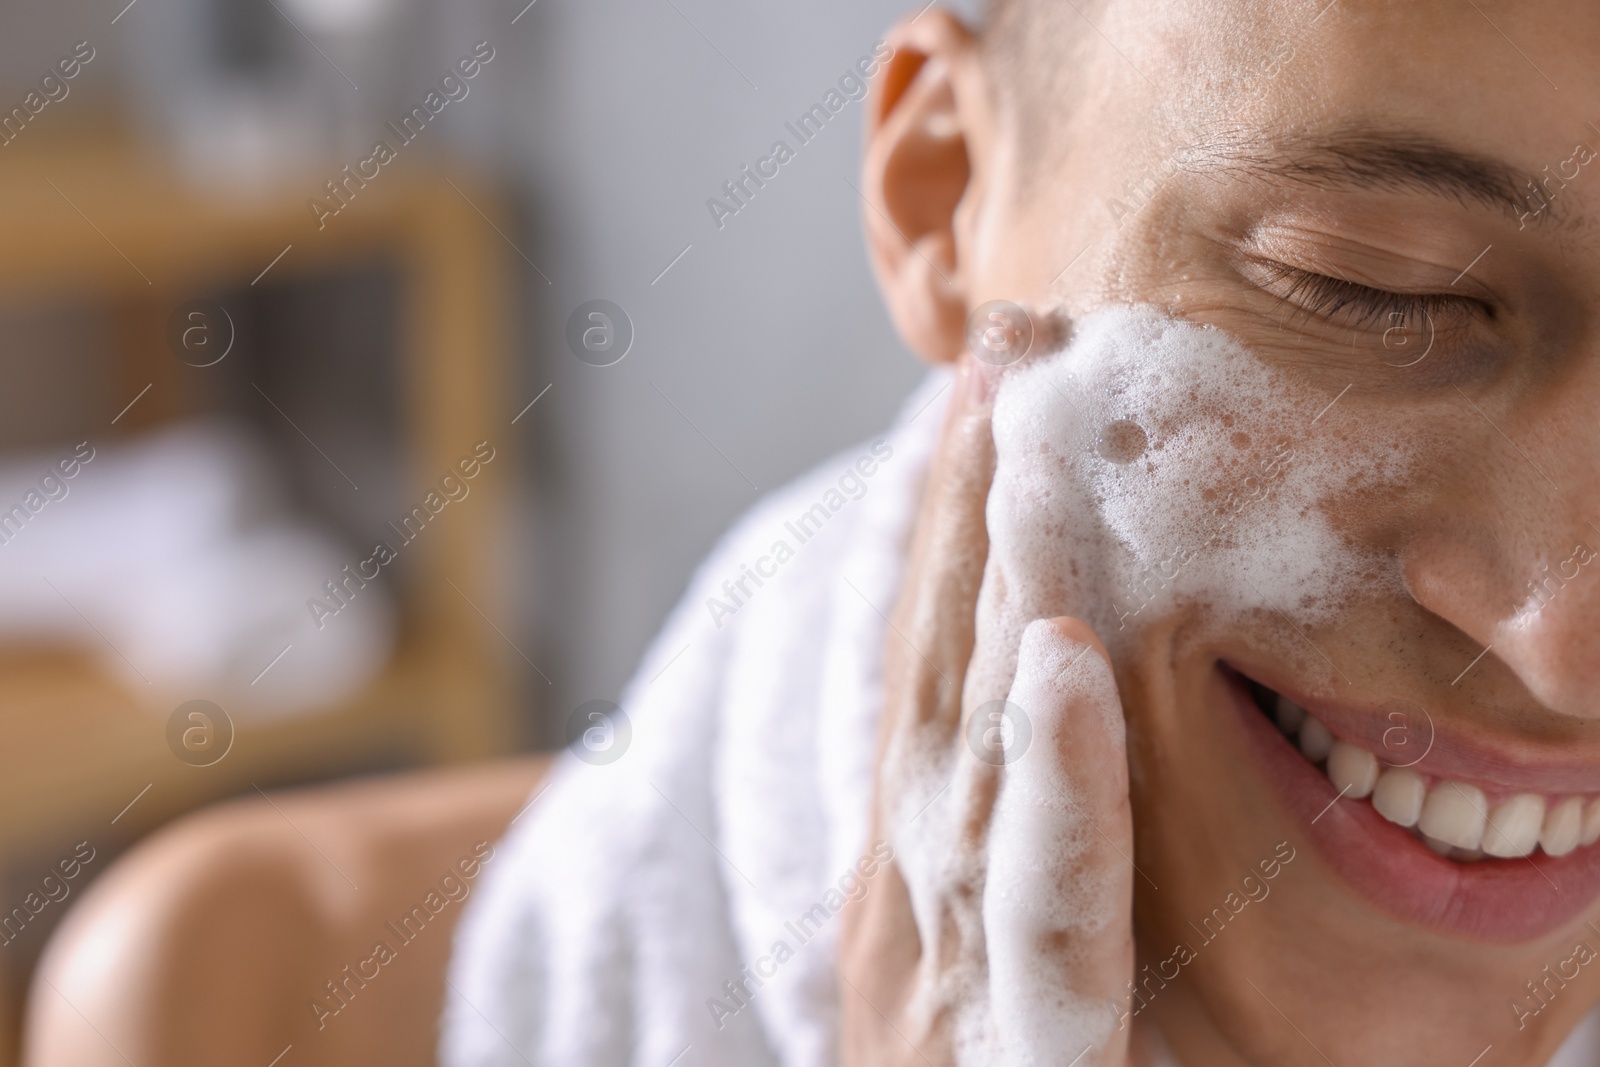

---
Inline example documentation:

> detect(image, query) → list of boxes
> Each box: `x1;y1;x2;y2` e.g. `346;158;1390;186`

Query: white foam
970;304;1417;706
982;620;1129;1066
933;305;1420;1063
892;307;1419;1064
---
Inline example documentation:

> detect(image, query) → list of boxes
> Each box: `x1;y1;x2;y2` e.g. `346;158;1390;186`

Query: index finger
985;617;1134;1067
875;308;1067;813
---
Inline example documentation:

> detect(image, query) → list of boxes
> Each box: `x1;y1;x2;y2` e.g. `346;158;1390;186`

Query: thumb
983;617;1135;1067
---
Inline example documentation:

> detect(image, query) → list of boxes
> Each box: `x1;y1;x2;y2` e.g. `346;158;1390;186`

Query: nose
1405;524;1600;718
1489;536;1600;716
1402;426;1600;718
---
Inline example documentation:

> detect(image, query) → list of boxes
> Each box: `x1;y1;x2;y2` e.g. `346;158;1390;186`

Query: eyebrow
1184;127;1570;230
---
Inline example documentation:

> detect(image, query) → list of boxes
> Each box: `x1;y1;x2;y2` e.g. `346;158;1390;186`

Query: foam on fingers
952;304;1430;1063
977;618;1133;1067
1009;618;1122;746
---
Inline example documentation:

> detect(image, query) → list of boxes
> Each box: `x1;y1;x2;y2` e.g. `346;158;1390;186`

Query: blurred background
0;0;984;1057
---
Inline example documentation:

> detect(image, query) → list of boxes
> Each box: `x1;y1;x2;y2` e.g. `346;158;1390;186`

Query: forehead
1086;0;1600;164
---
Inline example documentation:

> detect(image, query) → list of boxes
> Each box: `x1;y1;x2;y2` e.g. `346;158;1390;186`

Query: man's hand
839;358;1138;1066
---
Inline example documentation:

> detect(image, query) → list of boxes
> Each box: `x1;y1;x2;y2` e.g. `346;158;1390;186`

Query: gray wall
502;0;967;719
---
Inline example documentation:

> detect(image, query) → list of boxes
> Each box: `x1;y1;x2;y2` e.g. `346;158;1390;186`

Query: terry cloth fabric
441;371;950;1067
439;366;1600;1067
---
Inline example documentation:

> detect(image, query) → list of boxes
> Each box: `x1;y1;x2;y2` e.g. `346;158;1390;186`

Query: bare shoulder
24;756;553;1067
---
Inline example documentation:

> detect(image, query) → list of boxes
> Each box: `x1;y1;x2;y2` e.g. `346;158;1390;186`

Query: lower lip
1225;665;1600;943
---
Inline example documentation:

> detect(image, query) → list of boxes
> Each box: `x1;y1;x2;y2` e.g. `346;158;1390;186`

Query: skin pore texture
839;2;1600;1066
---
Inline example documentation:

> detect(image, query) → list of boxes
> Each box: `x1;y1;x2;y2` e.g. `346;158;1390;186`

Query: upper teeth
1274;694;1600;860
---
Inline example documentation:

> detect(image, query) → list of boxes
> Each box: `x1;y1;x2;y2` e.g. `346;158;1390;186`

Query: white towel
440;369;1600;1067
442;371;949;1067
0;420;395;717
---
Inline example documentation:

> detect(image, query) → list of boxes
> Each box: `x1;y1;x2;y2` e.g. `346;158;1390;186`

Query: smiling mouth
1223;663;1600;942
1243;679;1600;862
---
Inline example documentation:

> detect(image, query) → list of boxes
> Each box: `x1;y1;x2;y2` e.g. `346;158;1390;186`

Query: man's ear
862;10;994;365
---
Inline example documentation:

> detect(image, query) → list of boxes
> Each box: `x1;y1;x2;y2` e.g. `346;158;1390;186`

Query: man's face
973;0;1600;1061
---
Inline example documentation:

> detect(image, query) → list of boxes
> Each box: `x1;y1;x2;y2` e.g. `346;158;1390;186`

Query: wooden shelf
0;131;527;1063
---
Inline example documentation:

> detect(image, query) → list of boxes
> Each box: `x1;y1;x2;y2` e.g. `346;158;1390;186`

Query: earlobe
861;10;991;364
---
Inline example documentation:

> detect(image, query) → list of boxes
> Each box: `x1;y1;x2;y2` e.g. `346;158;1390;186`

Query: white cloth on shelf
0;419;395;717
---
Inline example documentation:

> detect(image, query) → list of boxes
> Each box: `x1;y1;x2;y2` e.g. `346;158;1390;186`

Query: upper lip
1225;658;1600;796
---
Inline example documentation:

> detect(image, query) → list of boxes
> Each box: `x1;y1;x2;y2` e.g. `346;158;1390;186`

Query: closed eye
1243;258;1493;333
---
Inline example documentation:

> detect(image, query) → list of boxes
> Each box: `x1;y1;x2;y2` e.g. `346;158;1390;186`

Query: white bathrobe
442;373;948;1067
439;371;1600;1067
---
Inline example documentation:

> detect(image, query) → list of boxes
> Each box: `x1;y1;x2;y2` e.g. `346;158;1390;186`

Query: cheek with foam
968;305;1418;708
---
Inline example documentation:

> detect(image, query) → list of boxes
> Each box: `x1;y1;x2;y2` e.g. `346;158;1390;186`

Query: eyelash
1247;260;1490;331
